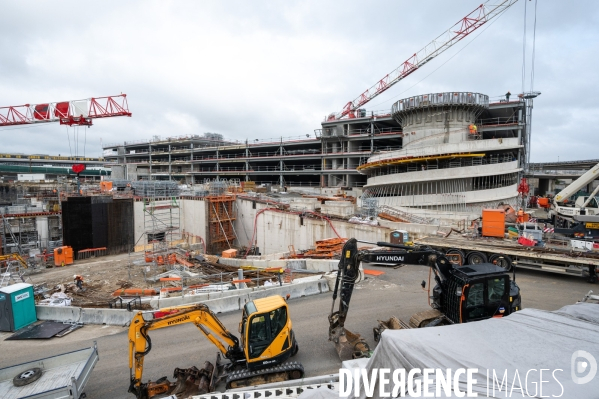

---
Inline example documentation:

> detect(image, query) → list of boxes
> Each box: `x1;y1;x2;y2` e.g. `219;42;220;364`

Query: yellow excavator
128;295;303;399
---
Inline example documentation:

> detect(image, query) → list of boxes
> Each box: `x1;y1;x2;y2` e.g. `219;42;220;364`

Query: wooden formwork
206;195;237;254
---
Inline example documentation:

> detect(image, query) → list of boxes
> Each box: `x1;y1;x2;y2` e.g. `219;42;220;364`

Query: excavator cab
240;296;298;371
440;264;521;323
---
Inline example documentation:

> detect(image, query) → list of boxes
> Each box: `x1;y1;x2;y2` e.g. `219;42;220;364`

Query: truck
412;235;599;283
0;342;99;399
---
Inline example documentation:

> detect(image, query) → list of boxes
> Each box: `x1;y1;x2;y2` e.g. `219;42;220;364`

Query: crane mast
330;0;519;120
0;94;131;127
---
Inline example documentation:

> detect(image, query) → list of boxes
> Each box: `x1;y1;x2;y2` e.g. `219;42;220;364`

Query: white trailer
0;342;99;399
413;235;599;282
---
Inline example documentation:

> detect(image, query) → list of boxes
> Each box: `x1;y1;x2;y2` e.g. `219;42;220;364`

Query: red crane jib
0;94;131;127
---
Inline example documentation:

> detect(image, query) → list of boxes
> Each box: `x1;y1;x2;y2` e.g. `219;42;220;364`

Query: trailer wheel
13;368;42;387
446;249;465;266
467;251;488;265
489;254;512;271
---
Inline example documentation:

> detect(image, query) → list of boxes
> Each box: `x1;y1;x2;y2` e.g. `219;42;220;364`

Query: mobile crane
328;239;521;360
546;162;599;229
128;296;302;399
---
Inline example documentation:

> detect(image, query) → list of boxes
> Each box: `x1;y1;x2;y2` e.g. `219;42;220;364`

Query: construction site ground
22;252;283;308
23;253;149;307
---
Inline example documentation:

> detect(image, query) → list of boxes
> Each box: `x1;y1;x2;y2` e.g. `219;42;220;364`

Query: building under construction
101;97;527;193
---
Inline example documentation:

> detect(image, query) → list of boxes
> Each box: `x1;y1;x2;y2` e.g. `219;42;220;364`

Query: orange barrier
364;270;385;276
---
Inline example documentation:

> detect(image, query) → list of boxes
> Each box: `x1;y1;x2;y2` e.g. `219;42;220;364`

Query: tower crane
0;94;131;127
329;0;519;121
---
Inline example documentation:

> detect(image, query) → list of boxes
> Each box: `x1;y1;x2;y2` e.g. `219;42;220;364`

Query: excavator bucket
142;359;220;399
330;326;371;361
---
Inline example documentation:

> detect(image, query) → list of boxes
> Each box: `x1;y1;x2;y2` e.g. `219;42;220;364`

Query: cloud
1;0;598;163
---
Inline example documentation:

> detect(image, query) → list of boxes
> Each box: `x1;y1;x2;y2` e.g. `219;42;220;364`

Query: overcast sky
1;0;598;162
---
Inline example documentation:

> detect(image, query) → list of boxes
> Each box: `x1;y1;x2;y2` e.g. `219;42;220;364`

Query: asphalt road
0;266;594;399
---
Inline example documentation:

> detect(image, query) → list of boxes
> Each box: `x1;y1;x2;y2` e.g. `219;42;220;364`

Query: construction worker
468;123;478;135
506;91;511;102
73;274;84;289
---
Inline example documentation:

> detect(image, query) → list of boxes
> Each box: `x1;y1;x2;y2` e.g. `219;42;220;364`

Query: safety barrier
35;279;330;326
151;279;330;311
198;381;340;399
76;247;107;260
35;305;135;326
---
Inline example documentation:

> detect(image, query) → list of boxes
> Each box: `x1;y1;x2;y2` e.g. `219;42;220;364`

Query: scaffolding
131;181;179;197
139;184;183;280
206;180;238;254
1;216;39;255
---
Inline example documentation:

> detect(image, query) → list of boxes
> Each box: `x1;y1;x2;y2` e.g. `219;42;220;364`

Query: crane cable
66;126;73;157
366;7;507;111
521;0;527;94
529;0;538;93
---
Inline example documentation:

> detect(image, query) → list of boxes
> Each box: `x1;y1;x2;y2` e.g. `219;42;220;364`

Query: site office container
482;209;505;238
0;283;37;332
54;246;74;266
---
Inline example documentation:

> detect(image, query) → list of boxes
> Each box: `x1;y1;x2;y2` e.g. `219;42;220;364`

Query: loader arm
0;253;29;268
128;303;244;398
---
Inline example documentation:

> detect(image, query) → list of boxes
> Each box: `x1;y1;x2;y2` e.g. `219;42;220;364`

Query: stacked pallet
301;237;347;258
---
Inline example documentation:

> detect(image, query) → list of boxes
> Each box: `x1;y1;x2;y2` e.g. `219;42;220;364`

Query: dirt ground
24;253;149;307
23;252;283;308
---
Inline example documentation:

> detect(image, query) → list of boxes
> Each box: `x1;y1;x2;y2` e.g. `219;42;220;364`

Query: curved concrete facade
361;92;522;220
392;92;488;149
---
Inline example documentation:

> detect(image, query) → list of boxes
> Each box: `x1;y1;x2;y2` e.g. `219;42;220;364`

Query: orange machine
482;209;506;238
537;197;551;209
54;246;74;266
100;181;113;192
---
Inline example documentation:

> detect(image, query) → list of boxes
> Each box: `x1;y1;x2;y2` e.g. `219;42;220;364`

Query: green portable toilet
0;283;37;332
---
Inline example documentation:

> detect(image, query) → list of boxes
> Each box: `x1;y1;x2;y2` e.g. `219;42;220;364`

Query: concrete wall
235;198;390;254
180;199;207;239
320;201;355;218
132;198;207;250
111;165;126;179
133;200;145;246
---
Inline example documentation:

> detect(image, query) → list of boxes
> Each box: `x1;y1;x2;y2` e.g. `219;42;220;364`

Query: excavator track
225;362;304;389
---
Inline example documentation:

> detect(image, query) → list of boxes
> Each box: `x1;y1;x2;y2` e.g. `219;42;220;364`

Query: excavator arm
328;239;451;360
128;303;244;399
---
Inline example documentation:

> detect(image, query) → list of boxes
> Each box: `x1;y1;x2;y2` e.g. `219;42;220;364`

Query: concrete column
238;268;246;289
168;144;172;181
190;143;194;185
36;216;49;249
148;144;152;180
245;141;249;181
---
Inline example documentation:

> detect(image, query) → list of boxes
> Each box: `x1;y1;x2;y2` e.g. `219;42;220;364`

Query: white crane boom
554;163;599;204
330;0;519;120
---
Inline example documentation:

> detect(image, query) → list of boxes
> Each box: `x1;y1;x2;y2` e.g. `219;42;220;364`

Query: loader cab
240;296;298;371
442;263;521;323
